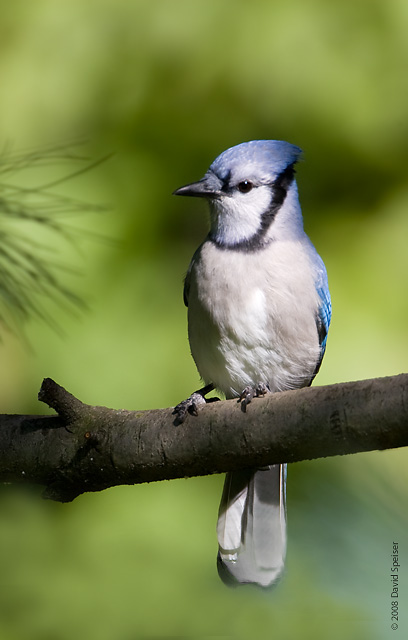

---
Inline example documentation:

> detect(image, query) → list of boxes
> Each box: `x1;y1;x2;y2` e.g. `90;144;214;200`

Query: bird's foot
173;392;206;424
173;383;216;425
238;382;270;412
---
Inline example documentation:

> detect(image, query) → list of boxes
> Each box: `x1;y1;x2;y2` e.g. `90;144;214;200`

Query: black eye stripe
237;180;253;193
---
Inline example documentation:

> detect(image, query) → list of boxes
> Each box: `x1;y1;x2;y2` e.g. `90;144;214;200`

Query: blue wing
303;239;331;380
316;285;331;353
313;273;331;377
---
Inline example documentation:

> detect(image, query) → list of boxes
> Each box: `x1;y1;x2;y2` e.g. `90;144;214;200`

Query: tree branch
0;374;407;502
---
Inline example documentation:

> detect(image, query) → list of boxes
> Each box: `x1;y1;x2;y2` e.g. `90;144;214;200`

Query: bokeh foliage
0;0;407;638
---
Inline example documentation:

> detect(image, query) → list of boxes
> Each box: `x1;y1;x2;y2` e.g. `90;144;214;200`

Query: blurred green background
0;0;407;638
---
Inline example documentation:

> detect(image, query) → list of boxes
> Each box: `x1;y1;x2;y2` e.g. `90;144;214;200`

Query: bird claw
173;383;216;424
255;382;270;397
173;391;207;425
238;382;270;412
239;386;255;411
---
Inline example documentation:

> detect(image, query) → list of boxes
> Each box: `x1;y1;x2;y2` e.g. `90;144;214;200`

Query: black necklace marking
210;162;296;253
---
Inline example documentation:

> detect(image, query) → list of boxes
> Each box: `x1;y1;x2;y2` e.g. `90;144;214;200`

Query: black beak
173;174;221;199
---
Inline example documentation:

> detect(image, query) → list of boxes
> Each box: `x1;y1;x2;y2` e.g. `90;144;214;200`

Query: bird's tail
216;464;287;588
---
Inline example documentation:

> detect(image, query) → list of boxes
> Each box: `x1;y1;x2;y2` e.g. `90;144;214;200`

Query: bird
173;140;331;588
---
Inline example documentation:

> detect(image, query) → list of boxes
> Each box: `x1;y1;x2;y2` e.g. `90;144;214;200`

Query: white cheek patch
236;185;272;211
211;186;272;246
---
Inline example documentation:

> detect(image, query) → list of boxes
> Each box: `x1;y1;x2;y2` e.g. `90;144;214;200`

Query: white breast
187;238;321;398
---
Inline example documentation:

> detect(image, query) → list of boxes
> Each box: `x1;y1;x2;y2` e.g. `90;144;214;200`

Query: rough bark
0;374;407;502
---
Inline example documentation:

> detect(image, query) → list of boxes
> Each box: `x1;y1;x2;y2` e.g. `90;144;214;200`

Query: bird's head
174;140;303;250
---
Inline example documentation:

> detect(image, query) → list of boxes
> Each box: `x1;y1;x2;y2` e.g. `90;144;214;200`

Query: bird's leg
173;383;217;425
239;381;270;412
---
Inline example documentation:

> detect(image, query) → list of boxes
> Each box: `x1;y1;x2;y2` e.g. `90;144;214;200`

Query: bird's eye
237;180;253;194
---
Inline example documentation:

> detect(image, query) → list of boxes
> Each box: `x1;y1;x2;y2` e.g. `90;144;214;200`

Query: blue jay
173;140;331;588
